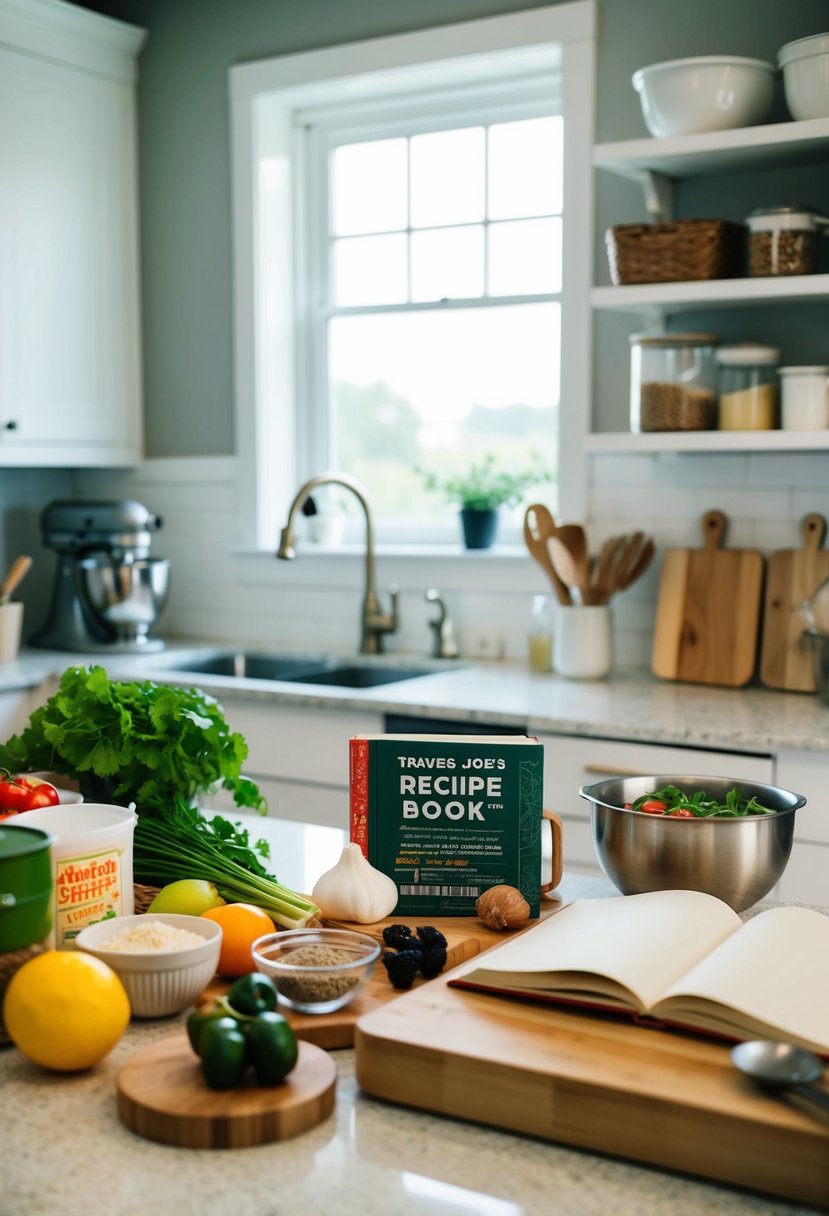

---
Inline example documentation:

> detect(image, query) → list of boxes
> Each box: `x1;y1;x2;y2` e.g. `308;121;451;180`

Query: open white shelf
593;117;829;180
585;430;829;455
592;274;829;314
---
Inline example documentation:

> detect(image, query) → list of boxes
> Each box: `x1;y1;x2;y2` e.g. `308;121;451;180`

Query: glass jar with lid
629;333;719;433
746;206;829;276
717;345;780;431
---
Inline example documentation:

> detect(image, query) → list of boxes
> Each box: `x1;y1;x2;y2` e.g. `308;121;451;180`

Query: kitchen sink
161;651;442;688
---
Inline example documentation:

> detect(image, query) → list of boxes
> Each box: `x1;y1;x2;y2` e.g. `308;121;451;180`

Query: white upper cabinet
0;0;146;465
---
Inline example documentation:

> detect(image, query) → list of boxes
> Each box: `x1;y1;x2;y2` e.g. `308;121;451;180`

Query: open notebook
449;889;829;1054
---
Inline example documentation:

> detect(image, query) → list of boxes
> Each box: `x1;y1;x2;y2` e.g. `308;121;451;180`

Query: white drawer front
773;749;829;845
774;840;829;909
221;702;383;787
539;733;773;820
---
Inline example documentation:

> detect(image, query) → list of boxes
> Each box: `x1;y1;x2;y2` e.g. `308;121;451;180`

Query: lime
148;879;226;916
4;951;130;1071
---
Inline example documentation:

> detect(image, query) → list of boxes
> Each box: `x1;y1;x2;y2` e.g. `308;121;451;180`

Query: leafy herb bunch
0;665;265;815
419;451;549;512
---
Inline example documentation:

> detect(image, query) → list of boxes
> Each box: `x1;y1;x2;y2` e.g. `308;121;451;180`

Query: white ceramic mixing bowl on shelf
632;55;776;138
778;32;829;120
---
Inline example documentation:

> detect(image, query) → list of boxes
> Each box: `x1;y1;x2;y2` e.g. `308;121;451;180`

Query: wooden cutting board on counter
760;512;829;692
117;1036;336;1148
354;961;829;1208
651;510;764;687
199;910;560;1049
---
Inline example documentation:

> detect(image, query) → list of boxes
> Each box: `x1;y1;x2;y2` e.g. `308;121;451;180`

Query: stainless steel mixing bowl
78;556;171;642
579;774;805;912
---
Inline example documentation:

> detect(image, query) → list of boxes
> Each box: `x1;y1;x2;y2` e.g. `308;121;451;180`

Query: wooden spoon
589;536;628;605
614;536;655;594
0;555;32;604
551;525;591;604
523;504;571;605
548;535;591;605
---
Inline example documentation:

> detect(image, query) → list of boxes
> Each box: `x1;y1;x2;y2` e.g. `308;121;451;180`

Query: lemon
4;950;130;1071
148;878;226;916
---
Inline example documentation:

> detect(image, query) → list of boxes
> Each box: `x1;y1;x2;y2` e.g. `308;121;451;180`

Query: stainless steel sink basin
162;651;442;688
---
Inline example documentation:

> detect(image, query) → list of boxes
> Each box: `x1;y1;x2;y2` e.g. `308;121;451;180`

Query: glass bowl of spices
251;927;381;1014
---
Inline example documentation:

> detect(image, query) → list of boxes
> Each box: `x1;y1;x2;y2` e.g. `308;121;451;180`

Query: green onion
134;796;319;930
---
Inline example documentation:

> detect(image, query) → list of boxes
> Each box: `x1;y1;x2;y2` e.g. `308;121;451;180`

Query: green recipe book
349;733;544;917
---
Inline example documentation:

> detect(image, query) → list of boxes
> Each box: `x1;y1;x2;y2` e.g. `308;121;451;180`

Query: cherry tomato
0;774;60;815
667;808;695;818
639;799;668;814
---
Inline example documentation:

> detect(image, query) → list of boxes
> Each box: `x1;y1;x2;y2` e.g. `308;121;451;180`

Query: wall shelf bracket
631;169;674;222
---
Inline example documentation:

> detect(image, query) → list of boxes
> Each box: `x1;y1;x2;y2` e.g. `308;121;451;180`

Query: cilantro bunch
0;665;265;815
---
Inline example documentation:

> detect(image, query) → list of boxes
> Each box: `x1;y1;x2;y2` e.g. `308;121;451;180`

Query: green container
0;824;54;952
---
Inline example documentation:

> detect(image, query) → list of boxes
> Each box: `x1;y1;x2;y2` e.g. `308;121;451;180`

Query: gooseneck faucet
277;471;399;655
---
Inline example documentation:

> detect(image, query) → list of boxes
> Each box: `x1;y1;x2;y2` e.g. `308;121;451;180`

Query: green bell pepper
245;1010;299;1085
198;1017;249;1091
226;972;278;1016
186;981;299;1091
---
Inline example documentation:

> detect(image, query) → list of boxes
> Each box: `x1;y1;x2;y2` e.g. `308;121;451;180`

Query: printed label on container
54;844;128;947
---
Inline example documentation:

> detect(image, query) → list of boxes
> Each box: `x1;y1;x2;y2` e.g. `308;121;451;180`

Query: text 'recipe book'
349;733;543;918
448;889;829;1055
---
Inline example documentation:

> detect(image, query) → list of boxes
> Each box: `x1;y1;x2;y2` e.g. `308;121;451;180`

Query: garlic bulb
311;843;398;923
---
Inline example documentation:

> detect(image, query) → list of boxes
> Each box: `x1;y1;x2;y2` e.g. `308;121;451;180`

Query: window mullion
303;125;333;474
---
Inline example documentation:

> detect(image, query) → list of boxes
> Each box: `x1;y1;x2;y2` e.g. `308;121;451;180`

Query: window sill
236;542;530;560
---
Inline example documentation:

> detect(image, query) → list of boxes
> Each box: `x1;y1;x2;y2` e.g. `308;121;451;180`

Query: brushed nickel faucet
277;471;398;655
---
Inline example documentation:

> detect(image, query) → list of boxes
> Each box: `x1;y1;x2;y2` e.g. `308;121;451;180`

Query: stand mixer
31;500;171;653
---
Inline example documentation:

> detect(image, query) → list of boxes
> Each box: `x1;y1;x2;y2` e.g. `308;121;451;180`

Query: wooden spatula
523;504;571;605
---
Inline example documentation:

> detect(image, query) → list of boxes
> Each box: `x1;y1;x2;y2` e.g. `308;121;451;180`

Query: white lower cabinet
773;750;829;909
538;733;774;882
0;687;38;738
214;700;383;829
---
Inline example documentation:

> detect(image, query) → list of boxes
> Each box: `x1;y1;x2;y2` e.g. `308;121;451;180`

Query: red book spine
349;737;370;857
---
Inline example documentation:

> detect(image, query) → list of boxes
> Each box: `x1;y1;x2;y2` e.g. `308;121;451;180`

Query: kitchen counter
3;642;829;754
3;813;824;1216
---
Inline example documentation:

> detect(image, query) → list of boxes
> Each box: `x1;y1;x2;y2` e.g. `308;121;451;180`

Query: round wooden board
116;1034;337;1148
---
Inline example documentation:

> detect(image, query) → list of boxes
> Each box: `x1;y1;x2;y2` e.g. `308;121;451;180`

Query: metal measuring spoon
732;1040;829;1119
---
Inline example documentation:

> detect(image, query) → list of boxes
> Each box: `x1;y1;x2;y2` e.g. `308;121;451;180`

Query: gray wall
79;0;829;454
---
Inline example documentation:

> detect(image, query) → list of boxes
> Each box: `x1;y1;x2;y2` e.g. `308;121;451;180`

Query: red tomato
667;808;695;818
0;774;60;814
639;800;668;814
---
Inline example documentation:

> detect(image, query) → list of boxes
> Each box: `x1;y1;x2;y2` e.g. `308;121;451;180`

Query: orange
201;902;275;976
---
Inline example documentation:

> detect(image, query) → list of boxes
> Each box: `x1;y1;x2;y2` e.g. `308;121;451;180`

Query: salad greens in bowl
579;774;806;912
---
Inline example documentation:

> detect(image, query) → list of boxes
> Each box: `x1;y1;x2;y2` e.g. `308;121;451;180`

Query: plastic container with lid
629;333;719;433
717;345;780;431
779;366;829;430
746;206;829;276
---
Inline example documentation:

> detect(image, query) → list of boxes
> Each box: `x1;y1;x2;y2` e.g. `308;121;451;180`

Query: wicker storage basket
606;219;746;285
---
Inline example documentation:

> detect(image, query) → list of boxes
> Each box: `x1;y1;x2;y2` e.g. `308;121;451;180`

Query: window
230;4;595;550
302;105;562;538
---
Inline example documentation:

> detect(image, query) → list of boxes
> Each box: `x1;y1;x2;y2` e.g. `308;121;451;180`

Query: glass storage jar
629;333;719;433
746;206;828;276
779;366;829;430
717;345;780;431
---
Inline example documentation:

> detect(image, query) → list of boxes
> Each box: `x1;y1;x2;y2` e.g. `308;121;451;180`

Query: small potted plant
420;453;548;549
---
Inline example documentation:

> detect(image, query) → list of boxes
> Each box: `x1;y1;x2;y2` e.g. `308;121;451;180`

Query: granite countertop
4;642;829;754
3;816;823;1216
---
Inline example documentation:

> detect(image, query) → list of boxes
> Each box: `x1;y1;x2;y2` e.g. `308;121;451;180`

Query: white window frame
229;2;596;552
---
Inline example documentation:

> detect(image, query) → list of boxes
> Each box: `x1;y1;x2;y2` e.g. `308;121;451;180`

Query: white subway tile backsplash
3;449;806;675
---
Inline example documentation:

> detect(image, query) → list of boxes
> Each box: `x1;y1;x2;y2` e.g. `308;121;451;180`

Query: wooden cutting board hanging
651;510;764;688
760;512;829;692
